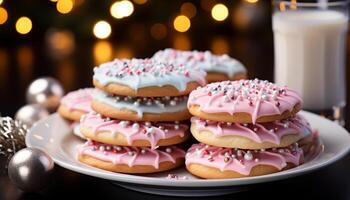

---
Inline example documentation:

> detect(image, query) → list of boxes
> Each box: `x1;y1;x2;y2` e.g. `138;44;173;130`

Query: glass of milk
273;0;349;124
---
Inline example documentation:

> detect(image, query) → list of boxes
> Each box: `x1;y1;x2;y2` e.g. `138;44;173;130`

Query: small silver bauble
8;147;54;192
15;104;49;128
26;77;64;111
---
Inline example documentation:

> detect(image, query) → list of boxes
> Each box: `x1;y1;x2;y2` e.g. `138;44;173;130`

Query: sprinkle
253;127;258;132
132;123;140;129
174;125;179;130
170;100;177;106
106;146;111;151
133;101;140;106
224;157;230;163
128;151;135;156
254;158;259;162
141;149;147;154
114;146;122;151
99;146;105;151
244;152;253;161
165;147;172;153
119;121;128;128
236;150;242;157
145;122;151;127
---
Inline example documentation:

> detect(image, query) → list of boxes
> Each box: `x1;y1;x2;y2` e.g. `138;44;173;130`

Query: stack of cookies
153;48;247;83
77;58;207;174
185;79;312;179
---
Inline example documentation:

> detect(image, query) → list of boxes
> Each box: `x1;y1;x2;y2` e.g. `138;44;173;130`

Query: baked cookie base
91;100;192;122
80;126;189;147
57;104;86;121
188;104;301;124
78;155;184;174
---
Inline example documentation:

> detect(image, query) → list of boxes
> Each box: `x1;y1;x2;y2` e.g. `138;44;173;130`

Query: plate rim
26;111;350;187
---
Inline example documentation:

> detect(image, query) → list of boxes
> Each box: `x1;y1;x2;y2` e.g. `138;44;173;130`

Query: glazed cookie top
79;141;186;169
191;114;311;145
80;112;188;149
188;79;302;123
93;90;188;117
153;48;246;78
185;143;303;175
93;58;206;92
60;88;94;113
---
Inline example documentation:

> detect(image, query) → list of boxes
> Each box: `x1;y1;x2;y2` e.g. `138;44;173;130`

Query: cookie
78;141;185;174
190;115;311;149
206;72;246;83
185;143;304;179
58;88;94;121
93;58;206;97
80;112;189;149
188;79;302;124
153;49;247;83
91;90;191;121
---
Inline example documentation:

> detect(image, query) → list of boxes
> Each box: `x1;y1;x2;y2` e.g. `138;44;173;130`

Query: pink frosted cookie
80;112;189;149
153;48;247;83
185;143;304;179
93;58;207;97
188;79;302;124
190;114;311;149
78;141;186;174
58;88;94;121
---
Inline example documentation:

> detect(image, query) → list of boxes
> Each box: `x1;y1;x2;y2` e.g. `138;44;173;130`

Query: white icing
93;58;206;91
93;90;188;117
153;49;246;78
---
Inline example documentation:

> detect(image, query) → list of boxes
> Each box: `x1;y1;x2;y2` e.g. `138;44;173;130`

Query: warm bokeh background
0;0;349;125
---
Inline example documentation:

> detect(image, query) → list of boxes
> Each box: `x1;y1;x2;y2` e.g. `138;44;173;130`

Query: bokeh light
132;0;147;5
93;21;112;39
15;17;32;35
173;34;191;50
173;15;191;33
0;7;8;25
150;23;167;40
46;29;75;58
93;41;113;64
56;0;74;14
211;4;229;21
181;2;197;18
245;0;258;3
0;0;3;5
211;37;230;54
110;0;134;19
115;46;133;58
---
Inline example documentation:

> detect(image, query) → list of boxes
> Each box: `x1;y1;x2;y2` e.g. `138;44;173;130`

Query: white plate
26;111;350;196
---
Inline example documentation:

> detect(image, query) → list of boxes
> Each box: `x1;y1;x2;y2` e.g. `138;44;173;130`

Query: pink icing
61;88;94;113
80;112;188;149
191;114;311;144
185;143;303;175
78;141;186;169
188;79;302;123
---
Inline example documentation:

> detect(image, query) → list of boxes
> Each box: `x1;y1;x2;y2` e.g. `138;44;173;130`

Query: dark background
0;0;349;199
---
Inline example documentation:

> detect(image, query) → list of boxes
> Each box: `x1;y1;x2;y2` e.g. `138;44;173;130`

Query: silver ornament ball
8;147;54;192
15;104;50;128
26;77;64;111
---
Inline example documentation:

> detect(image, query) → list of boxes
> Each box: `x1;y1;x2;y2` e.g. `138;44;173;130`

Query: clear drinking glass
272;0;349;125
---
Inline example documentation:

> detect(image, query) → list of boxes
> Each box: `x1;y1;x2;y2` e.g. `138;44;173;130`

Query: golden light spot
0;7;8;25
110;0;134;19
115;47;133;59
173;15;191;33
211;3;229;21
15;17;32;35
93;21;112;39
56;0;74;14
211;37;230;54
181;2;197;18
133;0;147;5
173;34;191;50
50;0;58;2
245;0;258;3
0;0;3;5
290;0;297;10
93;41;113;65
150;23;167;40
279;2;286;11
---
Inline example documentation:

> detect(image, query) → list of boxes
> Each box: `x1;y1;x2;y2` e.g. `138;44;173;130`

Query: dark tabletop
1;1;350;198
